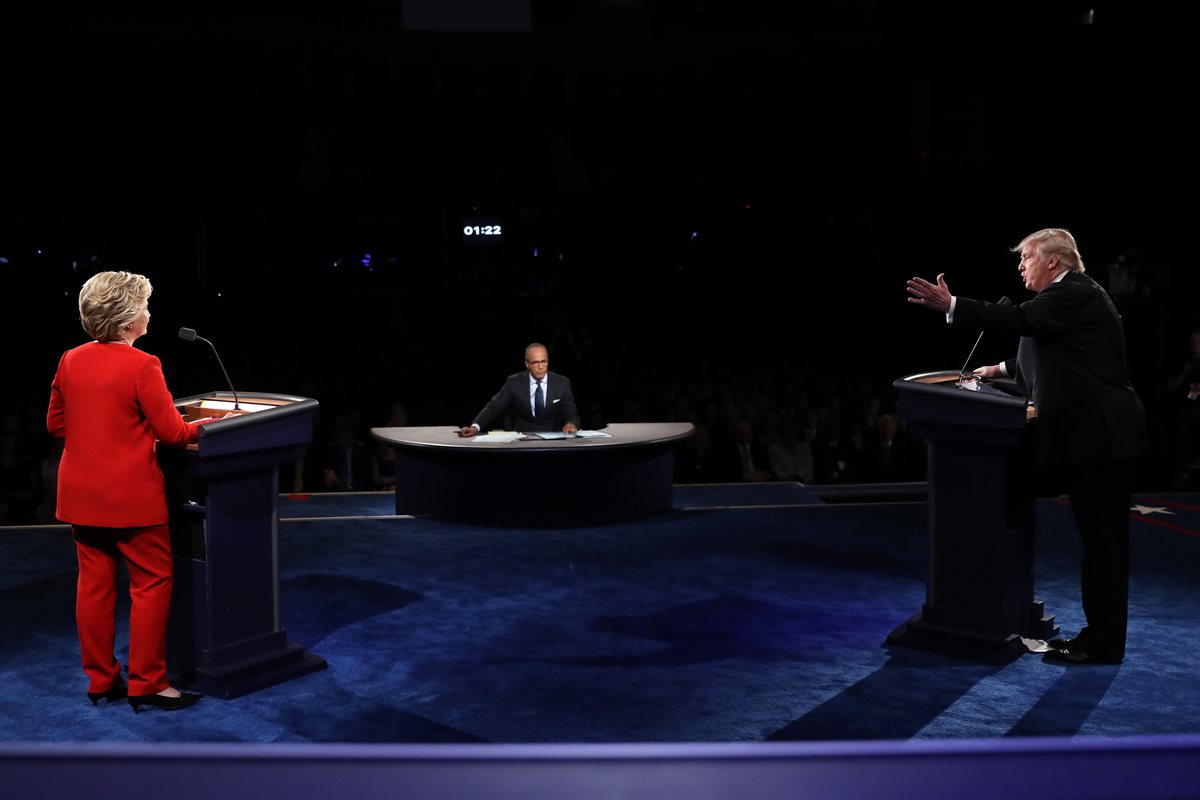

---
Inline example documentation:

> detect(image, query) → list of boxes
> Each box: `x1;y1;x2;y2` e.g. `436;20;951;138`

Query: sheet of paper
956;378;1009;396
572;430;612;439
198;399;275;413
473;431;522;443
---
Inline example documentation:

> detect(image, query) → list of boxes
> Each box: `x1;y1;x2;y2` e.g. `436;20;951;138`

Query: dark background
3;2;1197;512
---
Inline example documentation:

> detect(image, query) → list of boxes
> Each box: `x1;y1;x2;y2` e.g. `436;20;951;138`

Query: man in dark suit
713;419;773;483
860;414;920;483
907;228;1146;665
457;342;581;436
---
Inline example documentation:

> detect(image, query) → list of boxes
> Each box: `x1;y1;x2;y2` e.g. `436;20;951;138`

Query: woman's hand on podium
193;411;241;424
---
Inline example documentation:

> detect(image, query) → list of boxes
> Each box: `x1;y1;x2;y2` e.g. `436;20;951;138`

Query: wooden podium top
173;391;318;455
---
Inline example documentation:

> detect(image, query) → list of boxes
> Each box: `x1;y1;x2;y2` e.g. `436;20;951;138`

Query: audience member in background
0;429;37;524
860;414;921;483
47;270;217;712
676;422;722;483
810;408;857;483
323;414;377;491
36;437;64;524
724;419;772;482
768;420;815;484
1163;323;1200;489
371;399;409;491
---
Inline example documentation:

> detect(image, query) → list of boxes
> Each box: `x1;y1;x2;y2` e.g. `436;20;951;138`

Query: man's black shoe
1043;647;1122;666
1047;637;1084;650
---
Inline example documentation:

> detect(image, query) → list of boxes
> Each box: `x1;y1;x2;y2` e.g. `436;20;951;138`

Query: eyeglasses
526;360;548;367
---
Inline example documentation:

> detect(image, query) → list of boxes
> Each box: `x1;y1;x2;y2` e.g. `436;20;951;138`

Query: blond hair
1011;228;1086;273
78;271;152;342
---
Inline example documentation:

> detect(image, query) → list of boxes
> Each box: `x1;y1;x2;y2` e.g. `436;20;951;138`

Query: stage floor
3;483;1199;799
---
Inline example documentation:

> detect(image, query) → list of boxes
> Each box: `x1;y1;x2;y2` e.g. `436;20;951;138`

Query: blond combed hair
78;271;153;342
1011;228;1086;273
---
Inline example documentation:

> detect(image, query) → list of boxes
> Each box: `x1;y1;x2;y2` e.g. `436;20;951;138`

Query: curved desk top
371;422;694;454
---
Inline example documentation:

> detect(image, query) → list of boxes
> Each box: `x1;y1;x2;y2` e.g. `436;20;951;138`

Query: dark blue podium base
886;602;1058;665
174;642;327;700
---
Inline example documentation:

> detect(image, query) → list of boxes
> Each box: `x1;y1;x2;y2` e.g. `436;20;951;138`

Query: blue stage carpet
2;486;1199;746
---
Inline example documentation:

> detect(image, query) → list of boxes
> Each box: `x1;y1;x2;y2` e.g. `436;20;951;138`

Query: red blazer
47;341;202;527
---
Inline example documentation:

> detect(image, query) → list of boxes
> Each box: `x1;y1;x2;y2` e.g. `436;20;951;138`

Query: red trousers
72;523;173;696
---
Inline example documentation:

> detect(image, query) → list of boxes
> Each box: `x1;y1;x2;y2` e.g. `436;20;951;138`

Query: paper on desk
572;430;612;439
474;431;522;443
957;377;1008;397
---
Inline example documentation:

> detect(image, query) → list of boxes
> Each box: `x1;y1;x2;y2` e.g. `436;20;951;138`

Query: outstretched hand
906;273;952;314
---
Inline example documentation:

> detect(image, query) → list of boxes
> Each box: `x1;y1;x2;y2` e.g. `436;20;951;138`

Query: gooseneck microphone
958;296;1012;380
179;327;240;409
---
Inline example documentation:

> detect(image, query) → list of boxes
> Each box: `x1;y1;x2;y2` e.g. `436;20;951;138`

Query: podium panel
887;371;1057;663
159;391;326;698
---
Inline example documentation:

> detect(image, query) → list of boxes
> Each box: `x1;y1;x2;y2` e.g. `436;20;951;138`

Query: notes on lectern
197;399;275;413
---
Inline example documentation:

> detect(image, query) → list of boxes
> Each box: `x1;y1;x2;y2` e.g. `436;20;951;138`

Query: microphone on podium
178;327;240;410
958;296;1011;380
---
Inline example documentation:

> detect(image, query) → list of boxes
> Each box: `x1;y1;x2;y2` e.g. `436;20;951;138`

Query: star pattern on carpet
1131;505;1175;516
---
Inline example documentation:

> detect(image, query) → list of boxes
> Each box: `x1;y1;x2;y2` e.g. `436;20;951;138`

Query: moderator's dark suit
471;371;581;433
954;270;1147;659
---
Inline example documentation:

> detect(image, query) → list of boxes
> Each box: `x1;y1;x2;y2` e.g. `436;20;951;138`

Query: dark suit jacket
472;371;581;433
954;271;1146;470
860;430;921;483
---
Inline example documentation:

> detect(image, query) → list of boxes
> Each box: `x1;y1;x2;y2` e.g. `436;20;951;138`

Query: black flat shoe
87;682;128;706
128;691;203;713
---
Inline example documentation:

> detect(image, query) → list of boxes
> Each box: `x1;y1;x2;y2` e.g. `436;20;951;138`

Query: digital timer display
462;217;504;243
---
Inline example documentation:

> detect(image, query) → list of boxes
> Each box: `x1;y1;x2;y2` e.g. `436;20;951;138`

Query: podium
158;391;327;698
887;371;1058;663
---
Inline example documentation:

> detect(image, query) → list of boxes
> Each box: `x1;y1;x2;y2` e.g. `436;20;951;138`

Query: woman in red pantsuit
48;271;217;712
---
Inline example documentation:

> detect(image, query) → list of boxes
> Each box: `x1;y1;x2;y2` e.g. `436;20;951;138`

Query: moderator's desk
371;423;694;519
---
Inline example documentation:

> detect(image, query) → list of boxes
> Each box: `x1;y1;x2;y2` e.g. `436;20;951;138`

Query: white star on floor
1131;505;1175;516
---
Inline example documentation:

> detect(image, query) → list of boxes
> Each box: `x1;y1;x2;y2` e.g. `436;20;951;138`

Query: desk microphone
958;296;1011;380
179;327;240;409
